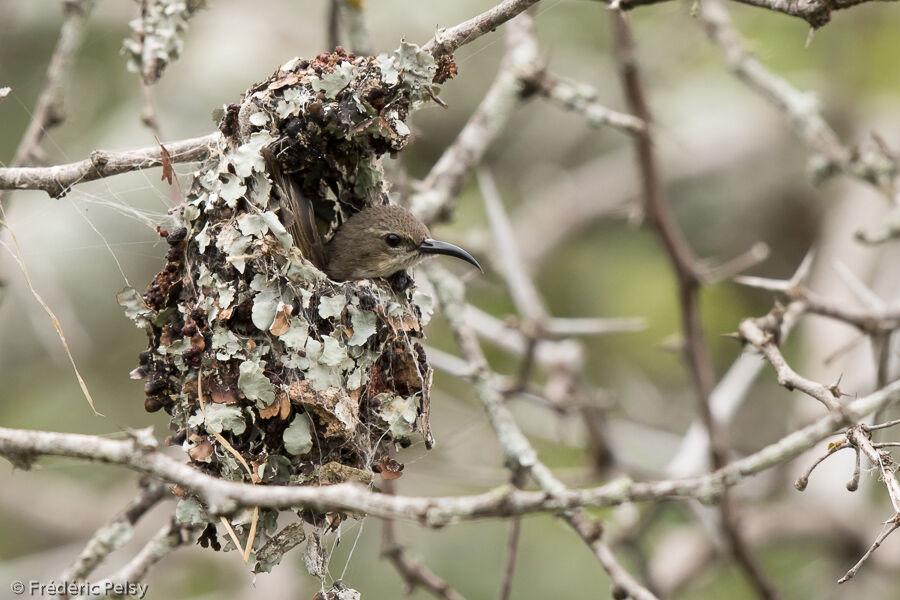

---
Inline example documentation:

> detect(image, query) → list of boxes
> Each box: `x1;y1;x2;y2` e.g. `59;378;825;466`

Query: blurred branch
60;480;168;583
3;0;94;174
381;477;466;600
522;69;646;134
498;473;525;600
838;517;900;584
0;133;219;197
698;0;899;200
95;519;196;591
666;301;805;477
609;10;776;598
412;12;538;224
426;262;658;600
563;512;658;600
328;0;373;55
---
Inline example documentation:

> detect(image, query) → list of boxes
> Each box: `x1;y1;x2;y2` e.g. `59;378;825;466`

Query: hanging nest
119;43;441;571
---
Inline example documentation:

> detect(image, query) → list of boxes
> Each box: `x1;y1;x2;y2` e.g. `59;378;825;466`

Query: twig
423;0;540;58
794;440;850;491
0;133;219;197
838;516;900;584
139;79;164;139
498;471;527;600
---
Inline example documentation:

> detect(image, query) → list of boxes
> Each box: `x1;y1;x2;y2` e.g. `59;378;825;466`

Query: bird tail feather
261;148;326;269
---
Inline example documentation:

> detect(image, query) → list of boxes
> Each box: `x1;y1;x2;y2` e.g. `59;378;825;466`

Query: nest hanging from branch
119;44;441;570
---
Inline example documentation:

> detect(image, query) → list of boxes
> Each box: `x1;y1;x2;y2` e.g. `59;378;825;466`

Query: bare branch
413;12;538;224
610;10;775;597
697;0;898;195
5;0;94;172
96;520;196;590
479;169;546;322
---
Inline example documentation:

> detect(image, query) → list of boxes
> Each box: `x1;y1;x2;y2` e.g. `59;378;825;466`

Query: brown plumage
262;148;326;269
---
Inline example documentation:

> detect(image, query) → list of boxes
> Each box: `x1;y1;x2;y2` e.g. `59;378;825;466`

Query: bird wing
261;148;326;269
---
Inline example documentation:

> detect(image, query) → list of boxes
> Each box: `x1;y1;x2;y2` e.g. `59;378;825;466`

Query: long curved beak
418;238;483;273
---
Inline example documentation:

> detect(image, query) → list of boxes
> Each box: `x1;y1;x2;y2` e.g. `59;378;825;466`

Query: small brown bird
324;205;482;281
263;149;481;281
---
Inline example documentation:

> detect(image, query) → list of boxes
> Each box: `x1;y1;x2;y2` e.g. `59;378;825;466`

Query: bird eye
385;233;401;248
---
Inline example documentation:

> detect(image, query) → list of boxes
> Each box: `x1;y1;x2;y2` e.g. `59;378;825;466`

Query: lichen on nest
119;43;442;570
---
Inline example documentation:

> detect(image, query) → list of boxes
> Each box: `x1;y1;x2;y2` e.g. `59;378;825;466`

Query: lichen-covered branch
522;69;646;135
0;133;219;197
1;376;899;523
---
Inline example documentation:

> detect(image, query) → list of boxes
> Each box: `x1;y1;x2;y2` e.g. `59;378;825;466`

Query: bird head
324;205;482;281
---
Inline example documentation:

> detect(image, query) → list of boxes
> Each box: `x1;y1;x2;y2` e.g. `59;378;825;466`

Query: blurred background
1;0;899;598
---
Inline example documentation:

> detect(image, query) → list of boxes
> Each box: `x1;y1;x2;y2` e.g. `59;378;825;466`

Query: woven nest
119;44;441;570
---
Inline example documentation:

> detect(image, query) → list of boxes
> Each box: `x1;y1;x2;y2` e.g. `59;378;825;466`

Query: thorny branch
609;10;777;598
